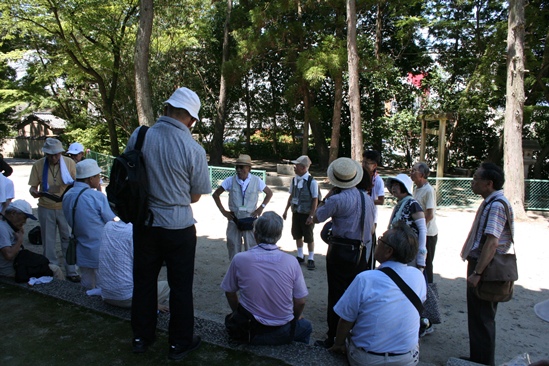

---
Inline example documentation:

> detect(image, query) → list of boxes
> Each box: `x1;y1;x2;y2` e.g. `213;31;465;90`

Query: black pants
325;247;368;341
131;224;197;347
467;259;498;366
425;235;438;283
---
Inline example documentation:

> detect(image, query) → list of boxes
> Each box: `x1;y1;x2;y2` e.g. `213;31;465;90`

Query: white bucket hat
164;87;201;121
76;159;102;179
42;138;65;154
67;142;84;155
387;173;414;195
291;155;311;169
8;199;37;220
327;158;363;189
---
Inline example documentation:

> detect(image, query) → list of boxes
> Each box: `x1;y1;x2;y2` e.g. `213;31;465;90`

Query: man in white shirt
329;222;427;366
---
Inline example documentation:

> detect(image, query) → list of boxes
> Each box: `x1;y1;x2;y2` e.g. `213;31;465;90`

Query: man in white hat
62;159;116;290
28;138;79;282
212;154;273;260
282;155;319;269
0;199;63;279
67;142;85;163
126;87;211;360
313;157;375;348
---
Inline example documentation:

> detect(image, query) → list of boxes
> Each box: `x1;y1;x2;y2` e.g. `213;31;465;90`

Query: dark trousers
425;235;438;283
131;224;197;347
325;248;368;341
467;259;498;366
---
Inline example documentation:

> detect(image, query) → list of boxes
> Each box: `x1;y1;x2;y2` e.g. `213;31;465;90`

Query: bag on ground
13;249;53;283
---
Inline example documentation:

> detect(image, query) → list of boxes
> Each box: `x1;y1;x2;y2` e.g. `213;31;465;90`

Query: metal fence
381;177;549;211
87;150;548;211
87;151;115;178
209;166;266;191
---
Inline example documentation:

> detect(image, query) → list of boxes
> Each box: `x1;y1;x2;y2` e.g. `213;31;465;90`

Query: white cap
164;87;201;121
67;142;84;155
8;200;37;220
76;159;102;179
291;155;311;169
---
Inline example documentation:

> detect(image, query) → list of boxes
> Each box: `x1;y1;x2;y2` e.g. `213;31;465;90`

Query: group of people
0;86;515;365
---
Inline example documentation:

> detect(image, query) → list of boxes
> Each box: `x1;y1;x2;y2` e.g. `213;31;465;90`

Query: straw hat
387;174;414;195
327;158;363;189
42;138;65;154
233;154;252;166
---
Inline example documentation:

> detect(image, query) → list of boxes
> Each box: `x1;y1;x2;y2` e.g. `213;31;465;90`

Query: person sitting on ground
221;211;312;345
329;222;427;366
212;154;273;260
0;153;13;177
282;155;319;270
0;200;63;280
62;159;116;290
97;220;169;312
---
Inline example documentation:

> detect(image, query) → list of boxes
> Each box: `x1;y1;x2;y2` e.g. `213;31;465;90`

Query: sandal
66;275;81;283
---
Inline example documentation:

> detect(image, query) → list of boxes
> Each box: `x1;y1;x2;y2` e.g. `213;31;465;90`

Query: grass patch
0;284;287;365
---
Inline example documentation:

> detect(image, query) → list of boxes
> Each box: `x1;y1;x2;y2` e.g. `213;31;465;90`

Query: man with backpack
282;155;319;270
125;87;211;361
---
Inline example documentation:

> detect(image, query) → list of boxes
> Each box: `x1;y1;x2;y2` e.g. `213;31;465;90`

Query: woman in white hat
386;174;427;270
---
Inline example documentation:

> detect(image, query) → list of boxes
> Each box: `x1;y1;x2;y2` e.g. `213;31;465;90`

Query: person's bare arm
282;194;292;220
293;297;306;320
212;186;234;220
306;197;318;225
329;318;354;354
374;195;384;205
225;291;239;312
424;208;434;224
0;230;24;261
252;186;273;218
467;234;499;288
190;193;202;203
29;186;41;199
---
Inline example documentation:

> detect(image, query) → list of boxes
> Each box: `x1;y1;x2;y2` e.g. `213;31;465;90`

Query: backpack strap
378;267;424;314
135;126;149;151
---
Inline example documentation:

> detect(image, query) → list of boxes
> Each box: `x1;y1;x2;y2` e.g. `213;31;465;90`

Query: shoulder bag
65;188;89;265
326;191;366;267
474;199;518;302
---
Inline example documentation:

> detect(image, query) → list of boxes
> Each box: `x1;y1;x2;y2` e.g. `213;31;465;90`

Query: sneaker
314;338;334;349
66;275;81;283
132;337;154;353
307;260;315;270
296;256;305;264
168;335;202;360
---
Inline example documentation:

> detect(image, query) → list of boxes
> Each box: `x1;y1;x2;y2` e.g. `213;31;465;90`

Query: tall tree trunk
371;0;384;156
347;0;363;161
503;0;527;219
244;74;251;149
329;70;343;164
210;0;232;165
135;0;154;127
302;84;310;156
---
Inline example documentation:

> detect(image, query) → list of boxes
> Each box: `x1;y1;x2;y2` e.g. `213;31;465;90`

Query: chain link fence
381;177;549;211
209;166;266;191
87;151;547;211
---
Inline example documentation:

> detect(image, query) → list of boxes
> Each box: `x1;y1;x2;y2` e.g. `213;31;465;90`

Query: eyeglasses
378;236;393;249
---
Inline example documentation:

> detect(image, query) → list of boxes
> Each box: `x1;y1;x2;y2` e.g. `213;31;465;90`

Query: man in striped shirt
126;87;212;361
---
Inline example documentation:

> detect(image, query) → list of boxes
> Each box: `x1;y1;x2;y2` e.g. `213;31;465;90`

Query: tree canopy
0;0;547;178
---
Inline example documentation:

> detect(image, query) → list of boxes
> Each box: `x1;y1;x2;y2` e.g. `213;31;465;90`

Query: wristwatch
473;270;482;276
261;203;266;208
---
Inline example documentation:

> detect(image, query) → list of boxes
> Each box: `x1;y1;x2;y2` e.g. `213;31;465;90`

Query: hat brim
387;176;413;195
327;160;363;189
42;147;65;154
76;166;102;179
233;162;252;166
26;213;38;220
67;149;83;155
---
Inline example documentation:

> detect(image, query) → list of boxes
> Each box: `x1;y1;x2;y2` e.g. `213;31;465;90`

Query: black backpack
106;126;151;225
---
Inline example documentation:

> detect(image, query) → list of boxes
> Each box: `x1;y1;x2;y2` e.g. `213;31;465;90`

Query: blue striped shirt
470;190;514;256
126;116;211;229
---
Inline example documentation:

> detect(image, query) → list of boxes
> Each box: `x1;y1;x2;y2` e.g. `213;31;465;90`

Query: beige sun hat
291;155;311;169
233;154;252;166
327;157;363;189
42;138;65;154
76;159;102;179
